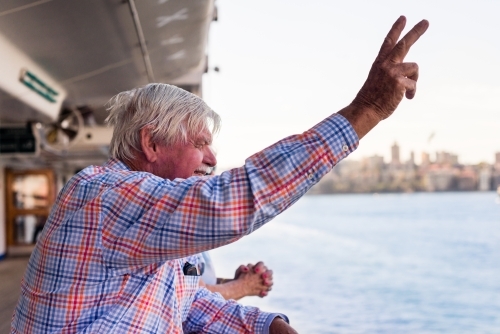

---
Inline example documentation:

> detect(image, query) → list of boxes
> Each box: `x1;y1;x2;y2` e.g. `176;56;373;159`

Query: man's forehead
193;129;213;144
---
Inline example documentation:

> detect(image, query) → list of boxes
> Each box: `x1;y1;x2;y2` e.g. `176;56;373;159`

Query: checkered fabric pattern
11;113;358;333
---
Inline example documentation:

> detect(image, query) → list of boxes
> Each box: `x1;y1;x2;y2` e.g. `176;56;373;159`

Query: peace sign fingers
389;19;429;63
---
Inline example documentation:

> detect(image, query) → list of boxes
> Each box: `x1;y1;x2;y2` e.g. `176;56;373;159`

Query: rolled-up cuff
259;312;290;334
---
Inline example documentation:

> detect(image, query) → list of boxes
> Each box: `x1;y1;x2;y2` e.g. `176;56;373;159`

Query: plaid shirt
11;114;358;333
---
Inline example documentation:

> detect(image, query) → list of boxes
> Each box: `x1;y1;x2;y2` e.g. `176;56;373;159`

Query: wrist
338;104;381;139
219;278;248;300
217;277;232;284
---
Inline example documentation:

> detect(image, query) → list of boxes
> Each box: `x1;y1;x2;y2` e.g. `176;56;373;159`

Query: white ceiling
0;0;215;124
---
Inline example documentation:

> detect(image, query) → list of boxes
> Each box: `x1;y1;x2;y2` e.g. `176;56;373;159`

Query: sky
202;0;500;170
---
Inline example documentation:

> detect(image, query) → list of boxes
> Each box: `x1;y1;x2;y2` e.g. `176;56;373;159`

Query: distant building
364;155;384;170
424;167;455;191
408;151;415;166
492;154;500;188
435;151;446;165
391;142;400;165
456;168;477;191
492;171;500;189
421;152;430;166
478;167;492;191
435;151;458;165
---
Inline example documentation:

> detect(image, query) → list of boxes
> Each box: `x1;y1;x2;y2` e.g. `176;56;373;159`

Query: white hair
105;83;221;163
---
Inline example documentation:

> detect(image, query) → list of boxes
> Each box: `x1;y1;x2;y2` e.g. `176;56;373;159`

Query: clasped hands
231;261;273;298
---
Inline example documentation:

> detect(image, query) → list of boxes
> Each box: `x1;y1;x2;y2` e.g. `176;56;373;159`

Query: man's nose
204;146;217;167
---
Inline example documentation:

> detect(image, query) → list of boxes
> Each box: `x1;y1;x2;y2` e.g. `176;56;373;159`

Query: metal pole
127;0;155;83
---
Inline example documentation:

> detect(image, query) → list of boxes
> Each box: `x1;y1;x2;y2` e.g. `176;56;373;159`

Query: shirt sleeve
183;287;289;334
100;113;358;270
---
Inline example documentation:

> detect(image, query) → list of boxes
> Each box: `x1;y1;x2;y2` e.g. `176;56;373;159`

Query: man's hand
269;317;298;334
234;261;273;298
339;16;429;139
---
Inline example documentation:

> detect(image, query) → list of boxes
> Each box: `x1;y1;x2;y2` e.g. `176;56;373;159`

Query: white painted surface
0;33;66;122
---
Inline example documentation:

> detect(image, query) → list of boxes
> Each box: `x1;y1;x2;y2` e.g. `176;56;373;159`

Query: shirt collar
103;158;132;172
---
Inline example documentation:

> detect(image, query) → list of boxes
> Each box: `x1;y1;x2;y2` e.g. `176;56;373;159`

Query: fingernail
243;267;248;272
262;273;267;279
254;268;260;273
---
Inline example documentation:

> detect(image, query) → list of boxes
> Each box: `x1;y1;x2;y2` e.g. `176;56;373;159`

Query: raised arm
101;17;429;268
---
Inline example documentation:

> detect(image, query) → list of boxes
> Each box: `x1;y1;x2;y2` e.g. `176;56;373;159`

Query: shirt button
342;144;349;152
307;173;314;180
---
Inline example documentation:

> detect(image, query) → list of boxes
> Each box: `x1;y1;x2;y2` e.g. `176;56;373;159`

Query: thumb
234;264;249;278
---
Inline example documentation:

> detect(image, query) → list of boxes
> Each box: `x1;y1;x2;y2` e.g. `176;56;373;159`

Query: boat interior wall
0;90;53;125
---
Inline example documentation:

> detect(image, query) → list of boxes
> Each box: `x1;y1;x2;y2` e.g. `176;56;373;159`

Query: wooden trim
4;168;55;246
7;208;50;216
5;169;13;246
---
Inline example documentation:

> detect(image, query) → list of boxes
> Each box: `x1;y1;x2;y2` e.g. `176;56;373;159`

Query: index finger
377;16;407;60
390;19;429;62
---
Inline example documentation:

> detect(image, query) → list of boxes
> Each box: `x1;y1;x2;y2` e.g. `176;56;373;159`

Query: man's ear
140;127;157;163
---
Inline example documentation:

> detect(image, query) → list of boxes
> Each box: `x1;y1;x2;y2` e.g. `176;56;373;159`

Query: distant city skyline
216;140;500;173
308;142;500;195
357;141;500;167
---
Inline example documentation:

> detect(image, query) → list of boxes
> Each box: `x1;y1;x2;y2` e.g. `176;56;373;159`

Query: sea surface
209;192;500;333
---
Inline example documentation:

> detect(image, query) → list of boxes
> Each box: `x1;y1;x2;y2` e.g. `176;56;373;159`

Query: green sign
19;69;59;103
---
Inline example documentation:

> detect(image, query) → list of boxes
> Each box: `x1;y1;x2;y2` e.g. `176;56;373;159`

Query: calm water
210;192;500;333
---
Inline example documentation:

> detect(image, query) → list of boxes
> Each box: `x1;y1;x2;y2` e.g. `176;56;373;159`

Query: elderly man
12;16;428;333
